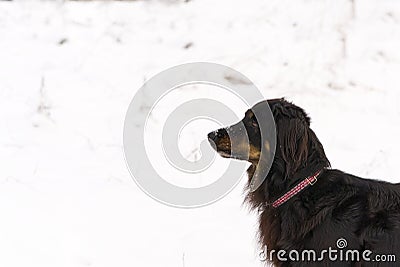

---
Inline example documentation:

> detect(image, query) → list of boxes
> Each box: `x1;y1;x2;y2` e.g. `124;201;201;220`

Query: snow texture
0;0;400;266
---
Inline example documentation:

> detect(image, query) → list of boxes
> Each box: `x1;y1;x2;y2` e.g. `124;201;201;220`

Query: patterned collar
271;169;324;208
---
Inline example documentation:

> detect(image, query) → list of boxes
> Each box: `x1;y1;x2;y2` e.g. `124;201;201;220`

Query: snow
1;0;400;266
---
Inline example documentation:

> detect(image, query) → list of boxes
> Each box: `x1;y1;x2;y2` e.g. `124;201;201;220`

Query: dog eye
251;117;258;127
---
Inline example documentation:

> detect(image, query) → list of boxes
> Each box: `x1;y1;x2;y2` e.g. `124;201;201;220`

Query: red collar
271;169;323;208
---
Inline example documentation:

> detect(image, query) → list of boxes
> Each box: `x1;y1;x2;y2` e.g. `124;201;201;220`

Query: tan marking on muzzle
249;145;261;160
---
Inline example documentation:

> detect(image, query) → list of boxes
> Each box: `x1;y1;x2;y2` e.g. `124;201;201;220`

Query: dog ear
277;118;309;178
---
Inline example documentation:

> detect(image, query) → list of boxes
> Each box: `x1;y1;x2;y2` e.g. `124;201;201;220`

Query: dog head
208;98;310;165
208;98;329;188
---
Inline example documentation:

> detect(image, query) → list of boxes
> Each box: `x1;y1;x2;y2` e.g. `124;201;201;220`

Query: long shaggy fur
209;98;400;266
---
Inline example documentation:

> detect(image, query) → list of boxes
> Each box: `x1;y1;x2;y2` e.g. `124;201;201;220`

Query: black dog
208;98;400;266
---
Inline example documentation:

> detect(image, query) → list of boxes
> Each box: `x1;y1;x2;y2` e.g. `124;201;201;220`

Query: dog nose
207;132;217;151
208;129;229;144
208;131;217;142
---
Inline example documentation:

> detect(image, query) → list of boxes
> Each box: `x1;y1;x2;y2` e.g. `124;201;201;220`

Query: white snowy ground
1;0;400;266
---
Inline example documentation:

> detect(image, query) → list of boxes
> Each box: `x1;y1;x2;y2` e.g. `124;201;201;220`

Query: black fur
208;98;400;266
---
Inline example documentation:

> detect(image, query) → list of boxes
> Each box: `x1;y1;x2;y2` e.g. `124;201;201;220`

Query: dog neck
270;168;325;208
265;159;329;204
